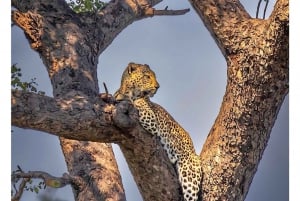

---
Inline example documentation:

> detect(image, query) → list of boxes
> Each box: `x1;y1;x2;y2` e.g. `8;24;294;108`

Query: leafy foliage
25;180;46;194
68;0;107;13
11;64;45;95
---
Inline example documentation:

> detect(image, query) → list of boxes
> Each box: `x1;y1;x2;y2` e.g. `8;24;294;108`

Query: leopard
114;62;202;201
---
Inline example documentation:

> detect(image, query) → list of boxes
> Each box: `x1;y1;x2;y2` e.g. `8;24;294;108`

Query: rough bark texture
119;130;183;201
11;0;184;200
11;0;288;201
189;0;288;200
59;140;125;201
11;90;128;143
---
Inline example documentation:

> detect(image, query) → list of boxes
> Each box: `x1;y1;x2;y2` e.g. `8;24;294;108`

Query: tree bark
11;0;288;201
11;0;187;200
189;0;288;200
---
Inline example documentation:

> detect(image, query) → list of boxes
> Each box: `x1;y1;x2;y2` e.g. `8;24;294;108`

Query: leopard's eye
144;74;150;79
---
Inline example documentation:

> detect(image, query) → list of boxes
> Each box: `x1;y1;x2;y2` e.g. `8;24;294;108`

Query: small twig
103;82;109;95
256;0;269;19
263;0;269;19
11;178;29;201
98;82;115;103
13;171;73;188
143;7;190;17
256;0;262;18
17;165;23;172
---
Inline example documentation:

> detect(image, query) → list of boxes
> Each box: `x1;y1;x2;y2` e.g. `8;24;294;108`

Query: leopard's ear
143;64;150;69
127;62;137;74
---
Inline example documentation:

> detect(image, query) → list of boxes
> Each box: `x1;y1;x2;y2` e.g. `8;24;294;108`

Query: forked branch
11;169;84;201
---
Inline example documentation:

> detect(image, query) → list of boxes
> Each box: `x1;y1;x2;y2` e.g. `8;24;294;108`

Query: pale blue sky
10;0;290;201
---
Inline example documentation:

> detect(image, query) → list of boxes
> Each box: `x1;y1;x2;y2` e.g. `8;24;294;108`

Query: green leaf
11;64;45;95
68;0;106;13
34;187;39;194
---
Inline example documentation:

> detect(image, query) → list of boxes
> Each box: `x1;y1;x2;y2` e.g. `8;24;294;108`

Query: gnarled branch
11;89;183;200
11;90;129;143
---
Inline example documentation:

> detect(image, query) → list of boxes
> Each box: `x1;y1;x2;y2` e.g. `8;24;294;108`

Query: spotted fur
114;63;202;201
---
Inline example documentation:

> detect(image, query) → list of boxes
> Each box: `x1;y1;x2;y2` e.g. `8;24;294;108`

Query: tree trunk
12;0;183;200
11;0;288;201
189;0;288;200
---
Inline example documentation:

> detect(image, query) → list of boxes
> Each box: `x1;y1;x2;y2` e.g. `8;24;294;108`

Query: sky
7;0;295;201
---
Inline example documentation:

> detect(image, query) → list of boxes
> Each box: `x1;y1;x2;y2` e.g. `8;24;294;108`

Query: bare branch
11;178;29;201
263;0;269;19
256;0;263;18
99;82;116;103
143;7;190;17
93;0;189;53
13;171;74;188
103;82;109;94
256;0;270;19
11;90;128;142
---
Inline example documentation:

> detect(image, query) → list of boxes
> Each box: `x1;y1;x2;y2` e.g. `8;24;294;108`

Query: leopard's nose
155;82;160;89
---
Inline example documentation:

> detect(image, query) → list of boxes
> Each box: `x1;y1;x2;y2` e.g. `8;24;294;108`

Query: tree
11;0;288;201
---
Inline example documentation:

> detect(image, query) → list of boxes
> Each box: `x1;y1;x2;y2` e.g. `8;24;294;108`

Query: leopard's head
114;62;160;101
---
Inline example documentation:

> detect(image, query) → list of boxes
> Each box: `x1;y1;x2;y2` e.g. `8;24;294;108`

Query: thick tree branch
188;0;251;56
11;1;190;201
187;0;289;200
11;90;130;143
11;89;183;200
